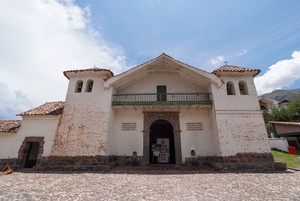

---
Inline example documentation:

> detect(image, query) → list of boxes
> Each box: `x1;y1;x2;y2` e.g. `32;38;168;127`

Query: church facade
0;54;284;170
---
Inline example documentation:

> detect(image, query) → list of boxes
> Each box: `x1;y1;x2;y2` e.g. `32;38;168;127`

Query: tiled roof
212;65;260;76
0;120;21;133
18;101;64;116
270;121;300;126
63;67;114;79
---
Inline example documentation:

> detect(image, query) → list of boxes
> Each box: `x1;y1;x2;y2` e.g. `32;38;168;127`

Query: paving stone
0;170;299;200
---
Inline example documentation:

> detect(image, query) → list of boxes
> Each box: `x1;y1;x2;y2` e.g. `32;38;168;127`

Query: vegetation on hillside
261;88;300;101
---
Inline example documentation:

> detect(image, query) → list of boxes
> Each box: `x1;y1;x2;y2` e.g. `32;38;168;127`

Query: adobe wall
0;115;59;159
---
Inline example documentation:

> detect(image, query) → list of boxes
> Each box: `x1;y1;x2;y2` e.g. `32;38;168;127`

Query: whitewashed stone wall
215;111;270;156
51;76;112;156
210;75;270;156
110;110;144;156
179;109;214;161
0;115;59;159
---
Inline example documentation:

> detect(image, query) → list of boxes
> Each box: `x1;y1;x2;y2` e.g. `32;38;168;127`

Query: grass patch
271;150;300;169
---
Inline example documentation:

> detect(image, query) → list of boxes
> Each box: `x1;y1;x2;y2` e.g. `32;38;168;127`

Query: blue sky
0;0;300;119
76;0;300;70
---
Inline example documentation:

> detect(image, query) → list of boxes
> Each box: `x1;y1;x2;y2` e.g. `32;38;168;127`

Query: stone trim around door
16;136;45;169
143;112;182;165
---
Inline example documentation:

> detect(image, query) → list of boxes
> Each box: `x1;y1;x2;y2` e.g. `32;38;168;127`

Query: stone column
142;130;150;165
174;130;182;164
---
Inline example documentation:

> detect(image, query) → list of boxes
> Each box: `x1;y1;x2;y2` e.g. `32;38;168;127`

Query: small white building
0;54;284;170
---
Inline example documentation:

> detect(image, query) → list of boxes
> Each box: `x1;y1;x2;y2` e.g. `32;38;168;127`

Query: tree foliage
263;98;300;131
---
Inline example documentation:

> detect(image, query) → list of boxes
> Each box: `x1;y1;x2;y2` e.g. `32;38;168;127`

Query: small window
226;81;235;95
239;81;248;95
75;80;83;93
85;79;94;92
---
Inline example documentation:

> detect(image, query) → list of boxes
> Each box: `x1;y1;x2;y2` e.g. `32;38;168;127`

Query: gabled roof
0;120;21;133
212;65;260;77
63;67;113;80
18;101;64;116
106;53;223;90
258;97;279;104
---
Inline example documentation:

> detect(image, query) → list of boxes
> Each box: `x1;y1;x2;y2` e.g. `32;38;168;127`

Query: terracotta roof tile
0;120;21;133
63;67;114;79
212;65;260;76
18;101;64;116
270;121;300;126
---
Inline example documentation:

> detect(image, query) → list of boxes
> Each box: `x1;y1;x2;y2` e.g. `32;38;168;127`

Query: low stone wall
0;158;18;170
34;155;143;171
185;153;286;171
1;153;286;171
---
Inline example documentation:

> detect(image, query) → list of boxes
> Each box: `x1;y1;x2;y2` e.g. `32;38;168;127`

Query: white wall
212;76;260;111
111;110;144;156
179;110;214;161
0;133;18;159
118;73;209;94
0;115;59;159
208;106;221;156
215;111;270;156
269;138;289;152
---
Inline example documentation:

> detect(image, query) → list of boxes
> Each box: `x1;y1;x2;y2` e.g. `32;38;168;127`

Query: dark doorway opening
157;85;167;102
150;119;175;164
24;142;40;168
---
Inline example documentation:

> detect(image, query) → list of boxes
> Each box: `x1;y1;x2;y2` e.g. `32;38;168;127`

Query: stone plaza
0;169;299;200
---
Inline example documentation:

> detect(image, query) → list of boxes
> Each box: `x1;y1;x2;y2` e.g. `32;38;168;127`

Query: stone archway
143;112;182;165
16;137;44;169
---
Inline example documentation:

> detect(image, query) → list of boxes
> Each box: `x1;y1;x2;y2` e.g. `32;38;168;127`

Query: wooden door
157;85;167;102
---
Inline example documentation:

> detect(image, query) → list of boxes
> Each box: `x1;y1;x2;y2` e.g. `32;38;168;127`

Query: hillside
260;88;300;101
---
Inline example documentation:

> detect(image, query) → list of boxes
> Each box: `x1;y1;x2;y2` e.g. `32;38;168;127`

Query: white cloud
0;0;126;119
237;49;247;56
209;55;224;65
254;50;300;95
0;83;33;120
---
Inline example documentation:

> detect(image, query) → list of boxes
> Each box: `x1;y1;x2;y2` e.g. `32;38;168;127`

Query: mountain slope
260;88;300;101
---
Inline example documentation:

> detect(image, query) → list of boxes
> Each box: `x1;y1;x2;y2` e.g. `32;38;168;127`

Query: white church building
0;54;284;171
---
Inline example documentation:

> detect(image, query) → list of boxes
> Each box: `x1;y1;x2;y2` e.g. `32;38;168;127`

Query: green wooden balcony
112;93;212;106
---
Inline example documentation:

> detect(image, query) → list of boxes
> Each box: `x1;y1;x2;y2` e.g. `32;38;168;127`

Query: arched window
239;81;248;95
75;80;83;93
85;79;94;92
226;81;236;95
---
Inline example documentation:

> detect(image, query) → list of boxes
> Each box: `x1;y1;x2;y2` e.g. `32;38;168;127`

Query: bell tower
51;68;114;156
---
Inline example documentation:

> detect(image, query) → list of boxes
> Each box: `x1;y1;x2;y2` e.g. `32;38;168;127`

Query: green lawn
271;150;300;169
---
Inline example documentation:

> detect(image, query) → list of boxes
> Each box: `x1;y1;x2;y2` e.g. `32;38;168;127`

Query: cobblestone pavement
0;170;300;201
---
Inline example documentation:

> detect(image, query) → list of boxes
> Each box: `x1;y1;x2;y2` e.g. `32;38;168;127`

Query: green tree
285;98;300;121
263;97;300;126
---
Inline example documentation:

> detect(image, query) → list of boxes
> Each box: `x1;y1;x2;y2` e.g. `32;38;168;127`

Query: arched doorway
149;119;176;164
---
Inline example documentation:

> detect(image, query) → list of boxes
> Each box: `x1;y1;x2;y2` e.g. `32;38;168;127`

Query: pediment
106;53;222;90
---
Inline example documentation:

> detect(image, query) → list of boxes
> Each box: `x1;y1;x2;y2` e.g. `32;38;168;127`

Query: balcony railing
112;93;212;106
